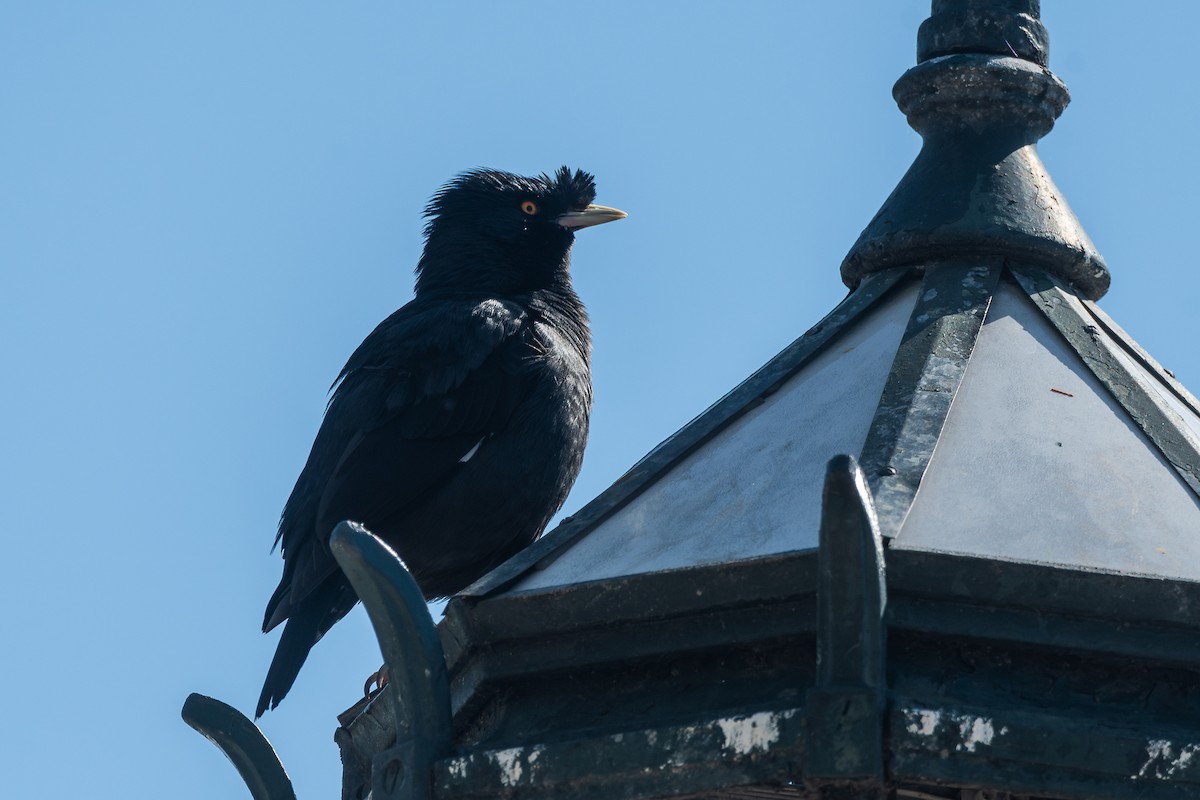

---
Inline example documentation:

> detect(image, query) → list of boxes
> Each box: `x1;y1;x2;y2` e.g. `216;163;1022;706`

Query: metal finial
919;0;1048;65
842;0;1110;300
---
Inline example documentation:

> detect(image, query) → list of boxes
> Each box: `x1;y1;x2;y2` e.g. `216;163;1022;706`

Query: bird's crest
422;166;597;238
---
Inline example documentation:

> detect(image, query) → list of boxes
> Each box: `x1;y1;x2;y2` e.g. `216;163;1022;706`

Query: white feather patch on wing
459;437;485;463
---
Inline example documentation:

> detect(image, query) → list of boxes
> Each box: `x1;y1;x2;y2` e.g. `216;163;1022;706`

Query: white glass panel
517;284;919;591
897;283;1200;581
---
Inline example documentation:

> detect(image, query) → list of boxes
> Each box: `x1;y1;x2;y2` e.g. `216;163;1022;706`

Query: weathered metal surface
843;22;1109;300
859;261;1000;539
511;280;919;591
446;552;814;661
1081;299;1200;426
884;547;1200;800
891;701;1200;798
1081;288;1200;480
814;457;885;691
887;548;1200;662
330;521;452;800
1105;340;1200;452
693;788;806;800
895;279;1200;577
918;0;1049;66
442;551;815;740
423;539;1200;800
1012;267;1200;500
460;266;914;598
805;456;887;793
1085;301;1200;451
887;625;1200;800
420;536;1200;800
441;582;812;798
336;691;396;800
181;693;296;800
1104;340;1200;460
431;707;804;800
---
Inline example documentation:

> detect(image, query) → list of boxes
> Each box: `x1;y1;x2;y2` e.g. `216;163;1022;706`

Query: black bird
257;167;625;717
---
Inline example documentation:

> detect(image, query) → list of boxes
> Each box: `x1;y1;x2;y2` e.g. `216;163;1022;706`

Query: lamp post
188;3;1200;798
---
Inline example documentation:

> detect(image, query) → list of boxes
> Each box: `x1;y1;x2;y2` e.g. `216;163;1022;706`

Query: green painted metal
843;0;1109;300
441;550;815;727
805;455;887;793
330;521;452;800
1082;299;1200;421
181;693;296;800
890;701;1200;798
917;0;1048;66
889;663;1200;798
858;261;1001;539
443;555;815;752
332;473;1200;800
432;708;805;800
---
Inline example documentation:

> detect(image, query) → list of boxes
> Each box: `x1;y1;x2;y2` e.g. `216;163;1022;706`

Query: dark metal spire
842;0;1110;299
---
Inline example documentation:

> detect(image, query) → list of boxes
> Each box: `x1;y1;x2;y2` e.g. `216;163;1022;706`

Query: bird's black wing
265;296;533;630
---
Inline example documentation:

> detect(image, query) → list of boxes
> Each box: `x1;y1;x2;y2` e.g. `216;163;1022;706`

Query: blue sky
2;3;1197;798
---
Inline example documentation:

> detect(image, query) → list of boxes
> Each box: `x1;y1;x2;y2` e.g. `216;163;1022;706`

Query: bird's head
415;167;626;294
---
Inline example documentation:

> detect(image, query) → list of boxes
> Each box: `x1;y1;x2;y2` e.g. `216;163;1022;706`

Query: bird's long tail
256;578;357;718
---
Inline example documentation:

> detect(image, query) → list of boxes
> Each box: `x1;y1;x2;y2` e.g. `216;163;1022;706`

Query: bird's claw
363;664;390;698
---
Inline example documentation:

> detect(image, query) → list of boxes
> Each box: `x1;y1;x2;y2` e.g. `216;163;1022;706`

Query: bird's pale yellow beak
556;204;628;230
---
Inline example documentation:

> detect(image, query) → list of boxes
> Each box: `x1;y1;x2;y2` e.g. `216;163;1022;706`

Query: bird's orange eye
520;200;539;215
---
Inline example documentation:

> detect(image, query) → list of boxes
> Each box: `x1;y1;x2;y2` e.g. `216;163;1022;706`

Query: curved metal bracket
330;520;452;800
181;693;296;800
805;455;888;794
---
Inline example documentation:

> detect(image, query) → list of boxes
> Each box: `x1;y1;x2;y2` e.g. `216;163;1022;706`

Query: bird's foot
363;664;389;698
